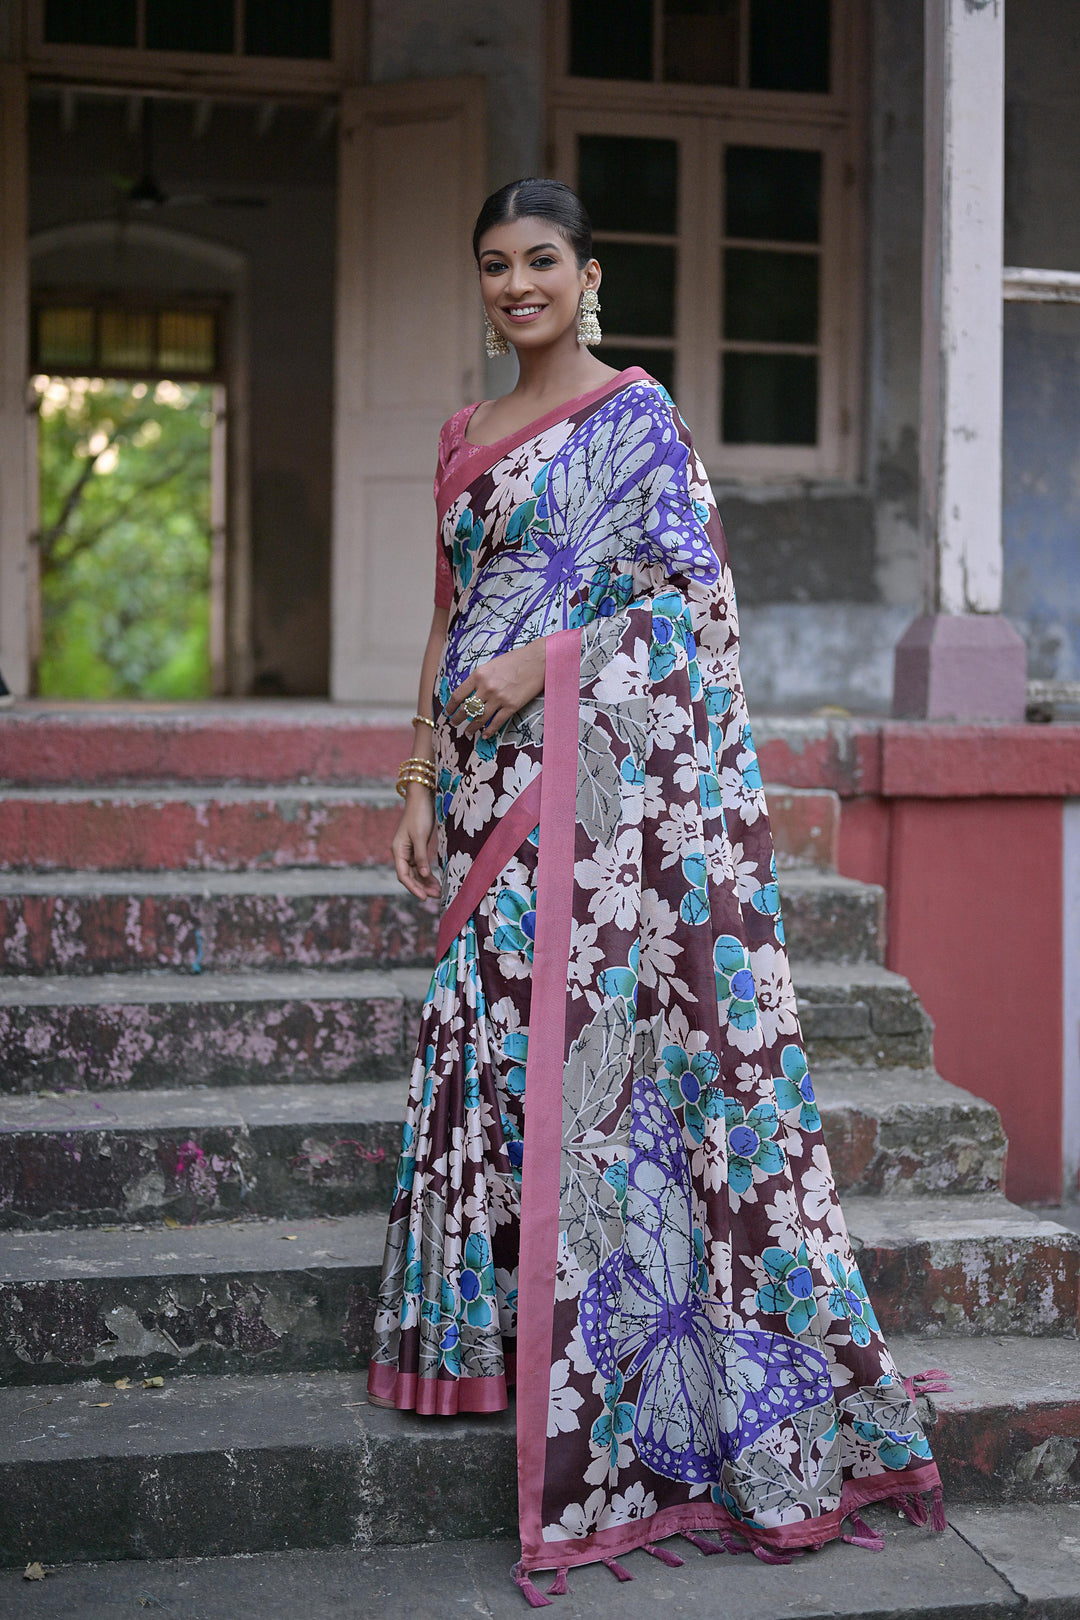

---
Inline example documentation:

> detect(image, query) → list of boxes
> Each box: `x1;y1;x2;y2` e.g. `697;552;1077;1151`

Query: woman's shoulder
436;403;484;480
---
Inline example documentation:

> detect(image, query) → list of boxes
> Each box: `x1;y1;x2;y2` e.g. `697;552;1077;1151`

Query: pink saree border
435;773;543;960
367;1357;516;1416
435;368;652;529
515;626;582;1562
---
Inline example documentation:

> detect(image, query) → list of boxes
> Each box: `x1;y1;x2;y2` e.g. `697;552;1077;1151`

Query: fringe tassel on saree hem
511;1563;552;1609
602;1557;634;1582
842;1511;885;1551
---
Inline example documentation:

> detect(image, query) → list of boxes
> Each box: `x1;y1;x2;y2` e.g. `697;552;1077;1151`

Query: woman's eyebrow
480;242;562;259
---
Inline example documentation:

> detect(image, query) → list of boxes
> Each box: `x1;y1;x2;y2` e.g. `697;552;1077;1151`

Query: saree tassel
930;1484;947;1533
643;1543;684;1567
602;1557;634;1582
511;1563;553;1608
893;1491;928;1526
545;1570;569;1596
717;1528;752;1556
752;1545;800;1565
842;1511;885;1552
682;1531;724;1556
903;1368;951;1400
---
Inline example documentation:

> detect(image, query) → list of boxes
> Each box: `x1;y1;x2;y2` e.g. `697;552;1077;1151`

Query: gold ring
463;693;485;719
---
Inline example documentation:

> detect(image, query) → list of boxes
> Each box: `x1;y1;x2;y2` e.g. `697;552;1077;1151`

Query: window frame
31;290;227;384
547;0;865;484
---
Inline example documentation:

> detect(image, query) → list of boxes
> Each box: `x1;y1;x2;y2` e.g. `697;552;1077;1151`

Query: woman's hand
391;786;440;901
446;639;546;738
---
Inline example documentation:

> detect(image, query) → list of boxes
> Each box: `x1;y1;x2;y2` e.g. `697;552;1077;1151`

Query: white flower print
547;1488;607;1541
751;944;800;1047
493;754;541;819
729;841;761;903
642;774;667;821
565;1318;595;1374
691;1116;728;1193
704;830;734;887
567;917;604;998
574;827;642;929
555;1234;588;1301
723;764;766;827
801;1143;846;1232
450;756;498;836
599;1481;658;1528
638;891;688;1006
593;642;651;705
655;800;705;870
647;692;692;754
763;1187;804;1251
548;1358;584;1438
734;1059;767;1094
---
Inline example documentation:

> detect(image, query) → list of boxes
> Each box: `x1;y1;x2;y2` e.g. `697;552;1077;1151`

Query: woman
369;179;942;1600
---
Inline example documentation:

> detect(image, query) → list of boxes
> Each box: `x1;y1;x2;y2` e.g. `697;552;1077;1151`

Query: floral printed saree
368;369;941;1593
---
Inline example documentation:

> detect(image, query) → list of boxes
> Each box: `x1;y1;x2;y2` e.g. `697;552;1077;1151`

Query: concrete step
846;1195;1080;1336
0;868;879;976
0;969;429;1094
0;786;401;873
0;961;925;1095
792;960;935;1068
0;1067;1001;1233
0;870;440;977
0;1339;1076;1571
0;1083;406;1230
0;1520;1060;1620
815;1066;1007;1197
0;1212;385;1386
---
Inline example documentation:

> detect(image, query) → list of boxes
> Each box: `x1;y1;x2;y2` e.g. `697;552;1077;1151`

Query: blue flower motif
503;1029;528;1097
451;508;484;590
658;1043;723;1142
723;1095;784;1194
826;1253;880;1346
597;941;639;1024
395;1121;416;1193
493;886;537;959
569;564;635;628
501;1112;524;1183
463;1041;481;1110
680;851;710;926
692;1225;709;1293
756;1242;819;1335
458;1232;497;1330
422;1278;462;1375
434;767;460;825
714;935;758;1032
773;1044;821;1132
590;1367;636;1467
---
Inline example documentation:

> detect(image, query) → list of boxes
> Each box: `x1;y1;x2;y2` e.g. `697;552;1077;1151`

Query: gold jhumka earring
577;287;602;347
484;313;510;358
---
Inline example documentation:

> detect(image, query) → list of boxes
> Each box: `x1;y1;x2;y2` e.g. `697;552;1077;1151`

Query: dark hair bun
473;178;593;269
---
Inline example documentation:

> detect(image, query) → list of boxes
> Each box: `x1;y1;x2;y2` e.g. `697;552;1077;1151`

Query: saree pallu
368;370;941;1583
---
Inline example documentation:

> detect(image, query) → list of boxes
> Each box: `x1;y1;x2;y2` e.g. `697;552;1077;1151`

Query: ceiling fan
113;100;269;211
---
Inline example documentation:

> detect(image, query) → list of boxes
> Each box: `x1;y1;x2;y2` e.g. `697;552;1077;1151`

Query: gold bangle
411;714;435;731
397;756;436;775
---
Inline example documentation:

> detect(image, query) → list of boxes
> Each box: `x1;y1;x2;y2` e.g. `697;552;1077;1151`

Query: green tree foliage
35;376;214;699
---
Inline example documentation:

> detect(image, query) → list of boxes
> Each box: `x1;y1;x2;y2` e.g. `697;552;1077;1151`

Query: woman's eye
482;260;509;275
531;256;556;269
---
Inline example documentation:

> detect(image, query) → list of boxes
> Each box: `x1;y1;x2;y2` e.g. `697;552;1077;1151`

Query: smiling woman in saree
368;179;942;1601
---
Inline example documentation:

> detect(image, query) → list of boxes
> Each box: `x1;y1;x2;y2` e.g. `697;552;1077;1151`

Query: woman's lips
502;305;546;323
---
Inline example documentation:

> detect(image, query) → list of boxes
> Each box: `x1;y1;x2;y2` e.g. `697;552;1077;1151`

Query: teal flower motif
649;591;690;681
698;768;722;813
434;767;461;826
493;886;536;959
505;496;539;546
658;1043;722;1143
402;1229;421;1303
504;1029;528;1097
739;723;763;792
420;1043;436;1109
850;1381;931;1469
422;1278;461;1375
590;1367;636;1466
603;1158;627;1211
463;1041;480;1110
395;1121;416;1193
451;508;484;589
569;564;635;628
704;685;733;757
501;1111;524;1183
475;731;499;761
692;1225;709;1293
680;851;710;926
756;1242;819;1335
714;935;759;1032
597;941;639;1024
826;1253;880;1346
458;1232;497;1330
723;1095;784;1194
773;1044;820;1132
620;753;645;790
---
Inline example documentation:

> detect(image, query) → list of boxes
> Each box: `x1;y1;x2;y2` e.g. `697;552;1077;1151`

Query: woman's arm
391;605;449;900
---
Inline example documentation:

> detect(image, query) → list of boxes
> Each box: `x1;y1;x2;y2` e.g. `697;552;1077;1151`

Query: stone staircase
0;708;1077;1571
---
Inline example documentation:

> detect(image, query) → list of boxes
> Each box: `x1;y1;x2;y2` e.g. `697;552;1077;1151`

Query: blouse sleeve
433;413;462;609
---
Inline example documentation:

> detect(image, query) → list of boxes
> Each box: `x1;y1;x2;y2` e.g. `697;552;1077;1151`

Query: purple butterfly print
578;1074;834;1485
443;385;719;693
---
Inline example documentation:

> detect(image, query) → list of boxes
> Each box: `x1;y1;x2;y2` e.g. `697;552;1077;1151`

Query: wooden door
331;78;485;703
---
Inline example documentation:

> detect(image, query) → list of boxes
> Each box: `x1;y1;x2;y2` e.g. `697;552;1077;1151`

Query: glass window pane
36;308;95;369
245;0;331;58
598;346;675;394
725;146;821;243
724;249;818;343
146;0;234;52
158;312;217;374
596;243;676;337
749;0;830;92
45;0;136;44
570;0;652;79
663;0;739;85
99;310;155;371
578;137;678;236
723;352;817;444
